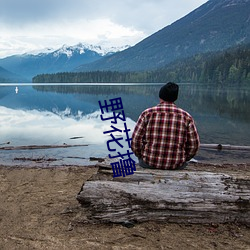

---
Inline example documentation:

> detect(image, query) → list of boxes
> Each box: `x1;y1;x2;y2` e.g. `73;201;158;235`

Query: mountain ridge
32;42;250;85
0;43;130;81
0;65;27;83
75;0;250;72
1;0;249;82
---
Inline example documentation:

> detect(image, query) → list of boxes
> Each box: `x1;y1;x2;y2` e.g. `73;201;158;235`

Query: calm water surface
0;83;249;166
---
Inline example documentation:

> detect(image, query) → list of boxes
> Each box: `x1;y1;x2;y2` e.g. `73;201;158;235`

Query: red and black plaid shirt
131;102;200;169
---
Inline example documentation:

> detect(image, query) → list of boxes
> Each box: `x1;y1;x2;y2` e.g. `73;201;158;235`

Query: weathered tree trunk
77;166;250;225
0;144;88;150
200;143;250;151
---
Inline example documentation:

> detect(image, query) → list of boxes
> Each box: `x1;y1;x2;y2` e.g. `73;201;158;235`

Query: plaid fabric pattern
131;102;200;169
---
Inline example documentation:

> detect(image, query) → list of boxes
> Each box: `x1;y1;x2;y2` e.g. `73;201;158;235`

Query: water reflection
178;84;250;123
33;84;250;122
32;84;250;145
0;106;117;145
0;83;250;166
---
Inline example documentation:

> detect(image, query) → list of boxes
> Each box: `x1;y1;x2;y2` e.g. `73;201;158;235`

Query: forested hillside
75;0;250;72
152;43;250;84
0;66;25;83
33;44;250;85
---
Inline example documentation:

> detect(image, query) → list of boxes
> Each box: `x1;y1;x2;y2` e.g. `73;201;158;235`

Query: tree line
33;43;250;85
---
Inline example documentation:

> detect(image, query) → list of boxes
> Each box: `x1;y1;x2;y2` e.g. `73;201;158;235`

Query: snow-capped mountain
51;43;130;58
0;43;130;82
29;43;130;58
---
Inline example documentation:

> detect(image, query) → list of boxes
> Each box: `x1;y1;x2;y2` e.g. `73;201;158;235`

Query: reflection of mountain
33;84;160;98
0;86;12;99
178;85;250;123
33;84;157;120
0;106;108;145
33;84;250;123
1;84;250;147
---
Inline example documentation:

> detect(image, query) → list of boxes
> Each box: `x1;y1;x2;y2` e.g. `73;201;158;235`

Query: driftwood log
200;143;250;151
0;144;88;150
77;164;250;225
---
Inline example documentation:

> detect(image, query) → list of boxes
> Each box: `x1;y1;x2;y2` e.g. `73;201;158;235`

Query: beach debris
188;158;198;163
200;144;250;151
121;221;135;228
14;157;57;163
0;141;10;146
89;157;105;162
67;222;73;231
61;207;74;215
70;136;84;140
0;144;88;150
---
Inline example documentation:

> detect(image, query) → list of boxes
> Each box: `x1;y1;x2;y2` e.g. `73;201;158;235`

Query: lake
0;83;250;167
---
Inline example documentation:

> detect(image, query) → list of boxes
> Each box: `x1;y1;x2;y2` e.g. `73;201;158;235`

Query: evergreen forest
33;43;250;85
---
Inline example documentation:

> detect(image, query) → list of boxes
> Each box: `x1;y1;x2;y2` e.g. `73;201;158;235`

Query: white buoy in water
15;86;18;94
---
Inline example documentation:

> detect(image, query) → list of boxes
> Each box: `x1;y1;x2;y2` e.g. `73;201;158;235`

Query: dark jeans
138;158;188;170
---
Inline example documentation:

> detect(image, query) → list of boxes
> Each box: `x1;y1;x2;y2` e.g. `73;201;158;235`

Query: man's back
131;82;199;170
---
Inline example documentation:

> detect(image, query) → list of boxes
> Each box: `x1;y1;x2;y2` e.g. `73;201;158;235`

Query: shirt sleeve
185;119;200;161
131;113;147;158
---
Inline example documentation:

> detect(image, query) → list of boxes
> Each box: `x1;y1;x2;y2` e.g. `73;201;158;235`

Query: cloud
0;0;72;25
0;0;207;31
0;106;135;146
0;0;208;57
0;17;145;57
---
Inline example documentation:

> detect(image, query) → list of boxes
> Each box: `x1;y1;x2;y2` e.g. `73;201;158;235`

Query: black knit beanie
159;82;179;102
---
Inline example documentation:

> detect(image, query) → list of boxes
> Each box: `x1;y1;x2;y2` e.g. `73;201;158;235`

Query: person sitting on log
131;82;200;170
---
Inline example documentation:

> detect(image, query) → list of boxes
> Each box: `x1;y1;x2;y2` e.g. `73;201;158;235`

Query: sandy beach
0;163;249;250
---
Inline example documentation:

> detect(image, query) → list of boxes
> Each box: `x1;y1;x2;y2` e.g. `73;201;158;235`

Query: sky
0;0;208;58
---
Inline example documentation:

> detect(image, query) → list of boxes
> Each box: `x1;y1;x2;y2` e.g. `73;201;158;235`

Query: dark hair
159;82;179;102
